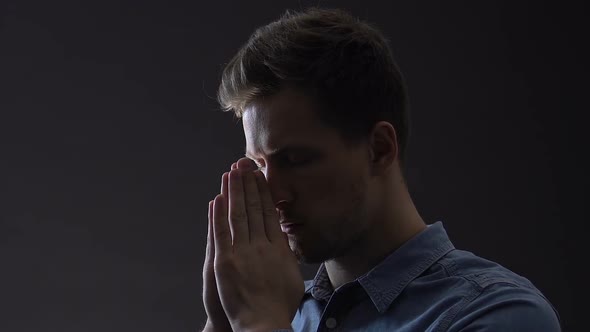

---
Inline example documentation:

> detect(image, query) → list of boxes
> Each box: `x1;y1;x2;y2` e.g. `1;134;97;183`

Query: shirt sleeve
448;283;562;332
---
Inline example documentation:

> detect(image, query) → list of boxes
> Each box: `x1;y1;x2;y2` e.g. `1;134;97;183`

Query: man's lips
279;219;300;225
279;220;303;234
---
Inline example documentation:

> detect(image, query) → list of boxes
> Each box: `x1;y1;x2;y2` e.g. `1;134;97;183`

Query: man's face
242;88;374;264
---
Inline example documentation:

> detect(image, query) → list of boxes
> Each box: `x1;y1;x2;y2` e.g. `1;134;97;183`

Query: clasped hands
203;158;304;332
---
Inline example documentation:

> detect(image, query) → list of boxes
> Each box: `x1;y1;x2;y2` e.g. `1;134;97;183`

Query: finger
221;172;229;197
231;163;237;170
221;172;229;230
207;200;215;259
213;194;232;254
228;169;249;246
253;169;282;242
237;157;257;171
243;171;266;243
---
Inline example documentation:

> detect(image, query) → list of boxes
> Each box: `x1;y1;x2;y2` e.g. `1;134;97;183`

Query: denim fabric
277;222;560;332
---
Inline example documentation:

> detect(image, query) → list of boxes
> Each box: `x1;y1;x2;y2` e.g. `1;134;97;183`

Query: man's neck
324;184;426;291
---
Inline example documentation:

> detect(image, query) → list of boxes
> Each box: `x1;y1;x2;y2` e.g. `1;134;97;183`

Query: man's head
218;8;410;263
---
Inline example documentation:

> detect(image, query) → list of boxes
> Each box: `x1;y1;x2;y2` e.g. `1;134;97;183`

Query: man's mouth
280;221;303;234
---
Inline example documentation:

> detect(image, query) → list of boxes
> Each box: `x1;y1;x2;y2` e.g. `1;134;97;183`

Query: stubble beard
287;174;370;264
288;202;368;265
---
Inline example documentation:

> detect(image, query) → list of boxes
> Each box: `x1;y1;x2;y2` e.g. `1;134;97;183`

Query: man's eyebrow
244;145;315;160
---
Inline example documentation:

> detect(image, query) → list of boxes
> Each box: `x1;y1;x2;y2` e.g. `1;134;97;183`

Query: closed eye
245;146;321;171
279;154;312;167
252;155;311;171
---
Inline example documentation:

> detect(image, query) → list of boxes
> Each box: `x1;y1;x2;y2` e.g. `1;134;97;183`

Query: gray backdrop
1;0;585;331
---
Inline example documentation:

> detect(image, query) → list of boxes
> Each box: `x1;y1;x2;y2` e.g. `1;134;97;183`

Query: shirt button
325;317;337;329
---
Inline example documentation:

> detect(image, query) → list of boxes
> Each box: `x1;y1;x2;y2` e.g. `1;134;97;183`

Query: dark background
0;0;586;331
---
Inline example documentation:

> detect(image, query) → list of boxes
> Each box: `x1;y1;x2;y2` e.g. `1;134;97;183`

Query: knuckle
215;227;232;240
213;256;226;270
254;243;269;256
263;206;276;216
229;210;247;222
246;200;262;214
213;256;235;271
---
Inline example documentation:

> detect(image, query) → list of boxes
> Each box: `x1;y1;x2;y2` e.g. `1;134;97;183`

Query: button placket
325;317;338;329
318;281;363;331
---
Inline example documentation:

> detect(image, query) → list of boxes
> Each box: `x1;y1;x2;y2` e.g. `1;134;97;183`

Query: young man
202;8;561;332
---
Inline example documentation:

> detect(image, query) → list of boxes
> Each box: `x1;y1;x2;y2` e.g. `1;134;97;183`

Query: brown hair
218;7;410;165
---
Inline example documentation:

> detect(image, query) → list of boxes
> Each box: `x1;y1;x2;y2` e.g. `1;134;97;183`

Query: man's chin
297;256;325;265
288;241;327;265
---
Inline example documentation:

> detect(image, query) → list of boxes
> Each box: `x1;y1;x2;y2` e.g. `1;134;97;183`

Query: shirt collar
304;222;455;313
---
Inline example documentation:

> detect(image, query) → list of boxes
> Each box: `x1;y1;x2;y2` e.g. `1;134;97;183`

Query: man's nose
263;164;293;209
234;157;292;208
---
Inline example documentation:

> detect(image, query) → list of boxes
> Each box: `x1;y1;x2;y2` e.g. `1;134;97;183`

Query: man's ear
368;121;398;175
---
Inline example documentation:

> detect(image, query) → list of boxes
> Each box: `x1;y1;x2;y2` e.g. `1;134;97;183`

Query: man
201;7;561;332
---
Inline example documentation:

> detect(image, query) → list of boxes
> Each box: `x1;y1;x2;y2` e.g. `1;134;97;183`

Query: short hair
218;7;410;165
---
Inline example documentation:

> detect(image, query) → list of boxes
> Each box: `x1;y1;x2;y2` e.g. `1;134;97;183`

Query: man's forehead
243;91;315;126
242;90;323;155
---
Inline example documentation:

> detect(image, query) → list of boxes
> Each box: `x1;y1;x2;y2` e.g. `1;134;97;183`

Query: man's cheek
307;178;341;204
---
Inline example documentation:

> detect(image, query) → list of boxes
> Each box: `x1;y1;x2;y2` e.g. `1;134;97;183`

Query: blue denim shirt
276;222;561;332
